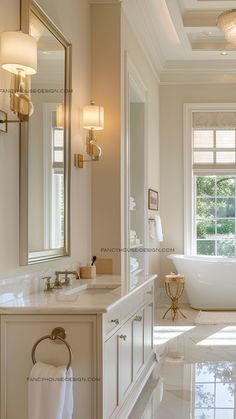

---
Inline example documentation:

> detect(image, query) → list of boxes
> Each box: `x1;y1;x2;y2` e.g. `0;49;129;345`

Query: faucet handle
43;276;53;292
64;271;71;287
53;272;63;289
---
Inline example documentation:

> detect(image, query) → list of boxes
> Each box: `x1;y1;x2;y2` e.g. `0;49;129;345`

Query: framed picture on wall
148;189;158;211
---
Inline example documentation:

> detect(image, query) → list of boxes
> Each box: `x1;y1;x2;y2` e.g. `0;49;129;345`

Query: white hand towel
155;213;163;242
28;362;73;419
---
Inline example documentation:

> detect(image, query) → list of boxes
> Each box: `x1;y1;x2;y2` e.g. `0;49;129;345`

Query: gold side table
163;274;187;321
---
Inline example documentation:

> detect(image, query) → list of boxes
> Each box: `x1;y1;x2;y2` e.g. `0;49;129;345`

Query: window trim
184;103;236;255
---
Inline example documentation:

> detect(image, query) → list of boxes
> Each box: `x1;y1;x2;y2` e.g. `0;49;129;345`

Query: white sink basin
56;284;87;301
59;285;87;295
55;282;120;302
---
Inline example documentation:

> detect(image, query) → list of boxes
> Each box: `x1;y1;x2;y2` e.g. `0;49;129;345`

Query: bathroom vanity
0;275;156;419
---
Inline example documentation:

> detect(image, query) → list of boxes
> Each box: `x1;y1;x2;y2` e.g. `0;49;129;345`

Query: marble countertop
0;274;157;314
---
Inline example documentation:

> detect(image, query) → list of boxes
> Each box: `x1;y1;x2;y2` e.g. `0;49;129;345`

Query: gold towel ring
31;327;72;371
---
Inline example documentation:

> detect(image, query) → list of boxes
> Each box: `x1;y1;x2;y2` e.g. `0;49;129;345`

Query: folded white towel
130;230;137;238
28;362;73;419
149;214;163;242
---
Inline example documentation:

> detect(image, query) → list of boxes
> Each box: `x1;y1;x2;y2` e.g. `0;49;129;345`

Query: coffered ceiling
122;0;236;83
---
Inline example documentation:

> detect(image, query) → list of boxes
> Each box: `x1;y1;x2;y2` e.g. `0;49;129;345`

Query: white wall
90;4;160;280
122;12;161;282
160;83;236;297
0;0;92;275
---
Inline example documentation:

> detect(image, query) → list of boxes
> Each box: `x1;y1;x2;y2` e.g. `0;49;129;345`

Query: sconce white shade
0;31;37;75
83;102;104;131
56;103;64;128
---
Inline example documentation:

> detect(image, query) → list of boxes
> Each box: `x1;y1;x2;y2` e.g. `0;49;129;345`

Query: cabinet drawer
104;290;144;336
103;283;154;335
104;282;154;337
144;283;154;304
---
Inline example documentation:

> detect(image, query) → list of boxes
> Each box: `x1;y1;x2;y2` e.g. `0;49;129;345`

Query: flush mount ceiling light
217;9;236;44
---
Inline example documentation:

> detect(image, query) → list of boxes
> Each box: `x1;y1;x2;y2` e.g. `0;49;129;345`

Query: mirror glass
20;1;71;264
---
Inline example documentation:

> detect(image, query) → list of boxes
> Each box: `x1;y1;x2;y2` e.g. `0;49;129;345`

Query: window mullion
214;129;216;165
215;176;217;256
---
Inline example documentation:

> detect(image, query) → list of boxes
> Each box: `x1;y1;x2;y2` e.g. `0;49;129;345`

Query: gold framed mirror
19;0;72;264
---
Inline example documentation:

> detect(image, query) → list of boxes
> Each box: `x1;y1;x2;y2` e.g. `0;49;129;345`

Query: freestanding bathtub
168;254;236;310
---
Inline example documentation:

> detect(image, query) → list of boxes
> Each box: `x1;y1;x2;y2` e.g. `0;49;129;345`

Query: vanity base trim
111;354;157;419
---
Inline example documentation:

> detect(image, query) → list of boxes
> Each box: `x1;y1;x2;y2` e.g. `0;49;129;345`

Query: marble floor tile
129;305;236;418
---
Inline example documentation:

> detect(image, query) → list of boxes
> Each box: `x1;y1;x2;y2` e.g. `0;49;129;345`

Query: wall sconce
74;100;104;168
56;103;64;129
0;31;37;132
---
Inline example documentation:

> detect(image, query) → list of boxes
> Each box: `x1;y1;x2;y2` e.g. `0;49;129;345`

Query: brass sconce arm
0;111;18;133
0;110;26;133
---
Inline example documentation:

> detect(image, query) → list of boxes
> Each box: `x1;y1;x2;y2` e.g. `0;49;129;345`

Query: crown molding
160;59;236;84
183;9;225;27
122;0;164;80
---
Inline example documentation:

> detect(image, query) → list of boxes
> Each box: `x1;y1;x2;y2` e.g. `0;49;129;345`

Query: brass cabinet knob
111;319;119;326
119;334;127;341
134;315;142;322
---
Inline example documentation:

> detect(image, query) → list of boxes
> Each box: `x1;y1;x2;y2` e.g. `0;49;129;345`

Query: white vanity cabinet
0;278;156;419
103;282;155;419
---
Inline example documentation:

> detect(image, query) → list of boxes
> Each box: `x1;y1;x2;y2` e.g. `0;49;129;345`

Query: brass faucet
43;277;54;292
54;270;80;288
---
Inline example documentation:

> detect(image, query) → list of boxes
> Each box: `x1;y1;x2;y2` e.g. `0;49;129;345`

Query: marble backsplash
0;259;80;303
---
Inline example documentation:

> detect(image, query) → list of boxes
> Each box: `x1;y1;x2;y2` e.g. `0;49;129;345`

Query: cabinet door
144;302;154;362
118;320;132;403
104;334;118;418
1;314;97;419
132;310;144;379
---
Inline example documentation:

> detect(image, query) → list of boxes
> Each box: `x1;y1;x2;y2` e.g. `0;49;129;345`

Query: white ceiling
122;0;236;83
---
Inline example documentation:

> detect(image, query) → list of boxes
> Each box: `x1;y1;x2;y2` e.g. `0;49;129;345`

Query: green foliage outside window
195;176;236;256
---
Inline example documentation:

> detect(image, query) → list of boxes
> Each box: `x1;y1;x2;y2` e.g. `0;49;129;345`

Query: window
43;104;64;249
194;362;235;419
195;175;235;256
51;127;64;248
184;105;236;256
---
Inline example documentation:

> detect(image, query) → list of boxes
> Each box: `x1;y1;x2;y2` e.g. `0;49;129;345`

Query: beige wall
0;0;92;275
0;0;160;282
91;3;122;274
160;83;236;295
